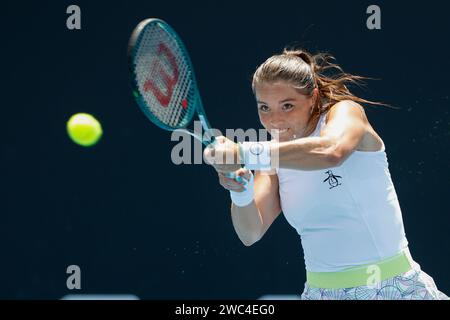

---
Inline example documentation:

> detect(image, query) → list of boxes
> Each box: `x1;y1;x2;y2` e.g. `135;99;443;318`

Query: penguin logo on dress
323;170;342;189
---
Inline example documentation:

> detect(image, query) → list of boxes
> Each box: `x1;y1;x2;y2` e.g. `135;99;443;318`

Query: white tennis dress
276;111;449;300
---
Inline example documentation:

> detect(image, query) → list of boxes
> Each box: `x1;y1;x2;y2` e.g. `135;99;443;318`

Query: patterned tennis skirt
301;261;449;300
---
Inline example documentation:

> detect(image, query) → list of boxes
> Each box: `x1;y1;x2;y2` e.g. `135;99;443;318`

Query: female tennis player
204;48;449;300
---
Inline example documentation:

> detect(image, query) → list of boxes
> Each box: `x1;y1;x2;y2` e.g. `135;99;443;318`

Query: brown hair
252;48;392;134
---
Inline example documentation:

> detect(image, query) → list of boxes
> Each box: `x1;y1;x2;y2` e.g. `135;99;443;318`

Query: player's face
254;81;317;142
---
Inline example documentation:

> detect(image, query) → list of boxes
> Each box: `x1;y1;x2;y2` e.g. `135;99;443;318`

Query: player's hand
204;136;242;174
218;168;252;192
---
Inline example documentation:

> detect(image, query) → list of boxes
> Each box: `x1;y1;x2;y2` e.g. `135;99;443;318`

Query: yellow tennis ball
67;113;103;147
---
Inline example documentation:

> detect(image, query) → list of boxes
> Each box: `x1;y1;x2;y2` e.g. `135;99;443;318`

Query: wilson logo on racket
128;18;239;180
143;43;180;108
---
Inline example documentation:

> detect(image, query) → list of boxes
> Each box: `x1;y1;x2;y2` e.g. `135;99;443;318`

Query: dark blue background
2;0;449;299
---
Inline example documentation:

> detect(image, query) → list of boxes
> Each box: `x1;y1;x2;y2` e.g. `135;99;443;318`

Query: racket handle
224;172;235;179
225;172;244;183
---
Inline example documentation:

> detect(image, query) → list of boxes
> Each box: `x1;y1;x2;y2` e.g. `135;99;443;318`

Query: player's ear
312;88;319;105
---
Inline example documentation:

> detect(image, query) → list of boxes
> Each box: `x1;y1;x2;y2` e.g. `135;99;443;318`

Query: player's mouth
271;128;290;134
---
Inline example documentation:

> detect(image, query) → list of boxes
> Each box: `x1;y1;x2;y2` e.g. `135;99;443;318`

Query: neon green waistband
306;250;413;289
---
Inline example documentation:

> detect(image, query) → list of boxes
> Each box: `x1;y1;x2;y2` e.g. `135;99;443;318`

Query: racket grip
224;172;236;179
225;172;244;183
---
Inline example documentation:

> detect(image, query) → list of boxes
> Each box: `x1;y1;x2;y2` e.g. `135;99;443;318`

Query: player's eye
258;105;270;112
282;103;294;111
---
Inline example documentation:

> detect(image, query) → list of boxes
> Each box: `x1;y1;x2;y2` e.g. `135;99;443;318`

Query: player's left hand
204;136;242;173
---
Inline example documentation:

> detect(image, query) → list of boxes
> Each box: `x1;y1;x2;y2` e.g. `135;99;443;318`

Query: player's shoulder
325;100;367;124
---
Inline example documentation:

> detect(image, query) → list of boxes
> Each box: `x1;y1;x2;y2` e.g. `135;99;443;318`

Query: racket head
128;18;207;132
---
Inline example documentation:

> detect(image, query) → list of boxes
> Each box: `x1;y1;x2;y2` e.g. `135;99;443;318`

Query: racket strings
133;23;196;129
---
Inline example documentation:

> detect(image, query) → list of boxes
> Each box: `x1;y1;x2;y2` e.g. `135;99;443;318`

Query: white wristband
230;172;255;207
239;142;271;171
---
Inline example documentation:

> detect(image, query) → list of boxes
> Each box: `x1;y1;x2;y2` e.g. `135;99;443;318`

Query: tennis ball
67;113;103;147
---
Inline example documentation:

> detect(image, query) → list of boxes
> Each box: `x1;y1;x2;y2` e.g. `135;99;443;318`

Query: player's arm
230;170;281;246
272;100;368;170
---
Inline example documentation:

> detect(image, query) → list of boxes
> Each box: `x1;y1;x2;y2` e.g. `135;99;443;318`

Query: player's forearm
272;136;339;170
230;202;263;246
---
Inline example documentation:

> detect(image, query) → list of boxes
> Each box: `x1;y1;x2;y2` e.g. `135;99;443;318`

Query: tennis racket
127;18;240;180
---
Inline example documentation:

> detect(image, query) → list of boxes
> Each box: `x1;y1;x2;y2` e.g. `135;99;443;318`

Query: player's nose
269;111;287;127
